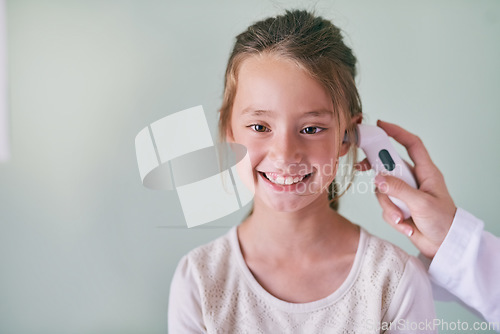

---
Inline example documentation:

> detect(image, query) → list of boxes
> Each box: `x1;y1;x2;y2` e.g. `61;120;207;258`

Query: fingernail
407;229;414;237
393;215;401;224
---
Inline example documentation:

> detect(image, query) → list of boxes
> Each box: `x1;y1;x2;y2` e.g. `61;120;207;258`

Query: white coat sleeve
168;255;206;333
382;256;437;333
426;207;500;324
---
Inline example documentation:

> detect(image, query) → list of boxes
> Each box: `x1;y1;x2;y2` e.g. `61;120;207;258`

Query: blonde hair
218;9;362;211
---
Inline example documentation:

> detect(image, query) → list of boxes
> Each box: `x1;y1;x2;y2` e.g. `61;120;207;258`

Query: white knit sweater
168;227;436;333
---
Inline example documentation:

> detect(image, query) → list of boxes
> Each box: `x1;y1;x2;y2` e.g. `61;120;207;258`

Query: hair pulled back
218;9;362;211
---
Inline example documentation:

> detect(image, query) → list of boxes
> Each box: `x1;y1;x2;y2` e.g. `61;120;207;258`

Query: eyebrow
241;108;333;118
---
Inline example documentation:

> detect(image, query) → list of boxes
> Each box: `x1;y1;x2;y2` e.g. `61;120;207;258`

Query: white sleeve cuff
427;207;484;289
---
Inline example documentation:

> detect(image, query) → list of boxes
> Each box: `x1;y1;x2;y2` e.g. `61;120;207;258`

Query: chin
261;193;319;213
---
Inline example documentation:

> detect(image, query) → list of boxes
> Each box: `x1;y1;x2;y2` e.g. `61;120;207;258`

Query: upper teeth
265;173;306;185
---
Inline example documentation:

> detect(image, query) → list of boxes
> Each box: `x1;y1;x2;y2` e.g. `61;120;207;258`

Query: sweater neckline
228;225;367;313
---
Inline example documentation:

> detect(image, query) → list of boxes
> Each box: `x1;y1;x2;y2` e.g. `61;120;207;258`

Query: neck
238;192;354;262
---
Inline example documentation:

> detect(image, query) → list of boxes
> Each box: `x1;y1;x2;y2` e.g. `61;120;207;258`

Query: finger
374;173;428;211
354;158;371;171
403;159;415;176
398;220;436;257
376;120;434;170
383;212;416;237
375;188;415;236
374;187;404;225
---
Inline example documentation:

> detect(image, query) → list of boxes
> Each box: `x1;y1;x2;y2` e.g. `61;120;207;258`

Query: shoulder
355;230;419;308
369;237;436;326
361;230;429;282
356;229;435;324
168;230;236;333
361;229;411;277
176;227;236;281
186;227;234;262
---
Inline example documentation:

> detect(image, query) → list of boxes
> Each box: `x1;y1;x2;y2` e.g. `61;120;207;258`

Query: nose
268;130;303;172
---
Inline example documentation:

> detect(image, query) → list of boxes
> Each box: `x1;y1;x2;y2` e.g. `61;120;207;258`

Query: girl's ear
339;114;363;157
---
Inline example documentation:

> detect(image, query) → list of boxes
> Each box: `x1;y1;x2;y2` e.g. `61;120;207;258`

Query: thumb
374;174;423;210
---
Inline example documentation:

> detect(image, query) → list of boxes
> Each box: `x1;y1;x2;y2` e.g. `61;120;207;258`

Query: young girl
168;9;436;333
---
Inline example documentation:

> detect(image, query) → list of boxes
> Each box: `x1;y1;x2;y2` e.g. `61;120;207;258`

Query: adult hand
356;120;457;259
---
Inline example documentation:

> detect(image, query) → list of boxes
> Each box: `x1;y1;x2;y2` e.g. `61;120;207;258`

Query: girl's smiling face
228;54;348;212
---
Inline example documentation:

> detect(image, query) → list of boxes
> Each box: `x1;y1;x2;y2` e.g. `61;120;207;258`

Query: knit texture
174;227;411;333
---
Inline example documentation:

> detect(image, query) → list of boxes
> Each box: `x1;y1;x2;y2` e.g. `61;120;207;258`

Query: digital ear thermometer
348;124;418;220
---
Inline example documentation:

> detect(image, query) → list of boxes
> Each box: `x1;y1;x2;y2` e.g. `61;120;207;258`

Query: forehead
233;54;334;117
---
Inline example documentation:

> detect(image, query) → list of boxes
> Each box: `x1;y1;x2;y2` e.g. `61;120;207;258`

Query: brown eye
250;124;269;132
301;126;323;134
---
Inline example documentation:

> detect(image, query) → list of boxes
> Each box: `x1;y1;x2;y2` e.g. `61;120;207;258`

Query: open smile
260;172;312;185
258;171;313;191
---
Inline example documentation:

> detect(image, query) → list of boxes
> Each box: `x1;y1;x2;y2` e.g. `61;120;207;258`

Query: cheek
313;143;339;179
232;133;262;163
230;132;261;187
234;149;256;194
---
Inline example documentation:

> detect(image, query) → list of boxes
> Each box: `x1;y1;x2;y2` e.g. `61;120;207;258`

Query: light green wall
1;0;499;333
